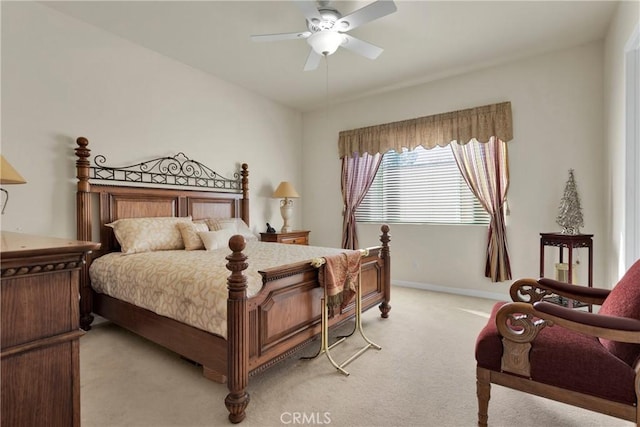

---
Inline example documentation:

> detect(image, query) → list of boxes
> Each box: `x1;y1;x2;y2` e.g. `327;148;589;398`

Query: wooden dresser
260;230;310;245
1;232;100;427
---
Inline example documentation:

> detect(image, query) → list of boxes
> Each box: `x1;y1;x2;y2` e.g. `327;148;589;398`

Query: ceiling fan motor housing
306;7;345;32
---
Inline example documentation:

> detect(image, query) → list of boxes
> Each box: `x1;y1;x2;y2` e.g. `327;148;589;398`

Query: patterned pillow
204;217;226;231
206;218;258;241
177;221;209;250
198;229;235;251
106;216;192;254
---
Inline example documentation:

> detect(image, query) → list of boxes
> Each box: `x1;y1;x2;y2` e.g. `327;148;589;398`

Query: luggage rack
303;250;381;376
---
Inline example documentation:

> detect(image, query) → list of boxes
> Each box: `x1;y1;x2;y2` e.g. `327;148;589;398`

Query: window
625;24;640;269
355;145;490;225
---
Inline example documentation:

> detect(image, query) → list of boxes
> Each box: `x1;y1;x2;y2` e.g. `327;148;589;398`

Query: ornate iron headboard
89;152;241;192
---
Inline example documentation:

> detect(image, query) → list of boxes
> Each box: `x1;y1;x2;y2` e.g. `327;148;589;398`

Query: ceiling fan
250;0;397;71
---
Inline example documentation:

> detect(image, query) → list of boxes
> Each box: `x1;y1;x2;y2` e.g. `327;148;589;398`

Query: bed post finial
240;163;249;226
226;235;250;423
379;224;391;318
75;136;94;330
76;137;91;193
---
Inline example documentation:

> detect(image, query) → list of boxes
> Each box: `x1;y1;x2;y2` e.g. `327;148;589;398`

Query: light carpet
80;286;633;427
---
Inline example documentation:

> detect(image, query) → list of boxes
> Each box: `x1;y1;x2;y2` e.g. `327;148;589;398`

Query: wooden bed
74;137;392;423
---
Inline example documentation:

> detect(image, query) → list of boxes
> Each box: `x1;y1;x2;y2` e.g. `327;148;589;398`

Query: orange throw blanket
321;251;362;318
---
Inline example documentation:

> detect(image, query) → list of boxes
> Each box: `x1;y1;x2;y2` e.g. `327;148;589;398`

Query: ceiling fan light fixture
307;31;344;56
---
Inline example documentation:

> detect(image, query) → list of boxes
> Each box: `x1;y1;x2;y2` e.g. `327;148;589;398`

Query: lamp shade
0;155;26;184
272;181;300;198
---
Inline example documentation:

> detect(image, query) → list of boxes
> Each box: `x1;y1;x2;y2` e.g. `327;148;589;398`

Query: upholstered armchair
475;259;640;426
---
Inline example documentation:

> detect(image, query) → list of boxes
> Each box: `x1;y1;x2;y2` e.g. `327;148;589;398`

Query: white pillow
198;229;236;251
106;216;192;254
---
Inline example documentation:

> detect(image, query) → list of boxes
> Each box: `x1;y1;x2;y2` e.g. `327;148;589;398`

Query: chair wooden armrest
495;302;548;342
510;277;610;306
533;301;640;343
495;301;640;376
495;302;548;377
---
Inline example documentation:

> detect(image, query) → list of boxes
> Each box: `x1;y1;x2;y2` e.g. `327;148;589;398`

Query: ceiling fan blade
303;49;323;71
341;34;383;59
336;0;397;32
294;0;322;24
251;31;311;42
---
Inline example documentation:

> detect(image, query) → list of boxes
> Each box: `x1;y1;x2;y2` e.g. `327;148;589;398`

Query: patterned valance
338;101;513;158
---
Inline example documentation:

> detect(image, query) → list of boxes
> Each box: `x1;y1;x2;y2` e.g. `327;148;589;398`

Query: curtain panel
338;102;513;158
451;138;512;282
341;152;382;250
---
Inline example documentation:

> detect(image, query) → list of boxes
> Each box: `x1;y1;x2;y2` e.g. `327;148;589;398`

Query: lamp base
280;199;294;233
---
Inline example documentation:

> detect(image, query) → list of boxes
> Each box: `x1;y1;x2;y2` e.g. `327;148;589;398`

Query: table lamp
1;155;27;214
272;181;299;233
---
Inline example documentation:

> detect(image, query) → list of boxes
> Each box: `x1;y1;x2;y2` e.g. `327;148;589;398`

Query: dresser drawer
280;236;308;245
1;270;77;348
2;340;78;426
260;230;310;245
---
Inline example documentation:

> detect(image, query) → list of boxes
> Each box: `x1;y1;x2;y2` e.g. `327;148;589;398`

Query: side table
539;232;593;310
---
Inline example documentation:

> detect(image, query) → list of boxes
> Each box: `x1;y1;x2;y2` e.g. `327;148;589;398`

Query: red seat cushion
476;302;636;405
598;259;640;366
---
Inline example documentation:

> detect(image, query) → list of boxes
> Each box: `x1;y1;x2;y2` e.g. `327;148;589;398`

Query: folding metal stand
302;253;381;376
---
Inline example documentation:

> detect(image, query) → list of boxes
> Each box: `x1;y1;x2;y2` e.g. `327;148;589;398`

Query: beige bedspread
89;240;348;337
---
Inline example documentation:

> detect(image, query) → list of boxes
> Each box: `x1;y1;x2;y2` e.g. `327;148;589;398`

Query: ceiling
42;1;618;112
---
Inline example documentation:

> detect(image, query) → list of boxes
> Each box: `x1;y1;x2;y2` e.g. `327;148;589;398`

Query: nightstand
260;230;310;245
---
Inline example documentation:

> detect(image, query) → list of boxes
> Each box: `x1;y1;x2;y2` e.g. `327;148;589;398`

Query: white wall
0;2;302;239
302;42;606;299
604;1;640;282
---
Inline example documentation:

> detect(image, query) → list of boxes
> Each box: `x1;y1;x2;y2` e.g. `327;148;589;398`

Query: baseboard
392;280;509;302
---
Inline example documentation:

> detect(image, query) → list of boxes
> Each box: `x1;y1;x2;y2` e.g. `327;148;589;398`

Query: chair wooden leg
477;367;491;427
635;367;639;426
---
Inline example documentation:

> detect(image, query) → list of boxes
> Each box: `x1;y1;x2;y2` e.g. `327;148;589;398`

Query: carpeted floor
80;286;633;427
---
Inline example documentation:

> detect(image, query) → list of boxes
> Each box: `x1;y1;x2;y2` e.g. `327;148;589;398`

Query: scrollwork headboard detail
89;150;242;191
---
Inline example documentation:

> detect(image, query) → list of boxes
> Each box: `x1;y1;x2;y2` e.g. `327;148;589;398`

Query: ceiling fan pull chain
325;53;330;132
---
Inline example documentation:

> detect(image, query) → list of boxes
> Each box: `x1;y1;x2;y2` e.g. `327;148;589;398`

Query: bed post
240;163;249;226
379;224;391;318
76;137;94;330
225;235;250;423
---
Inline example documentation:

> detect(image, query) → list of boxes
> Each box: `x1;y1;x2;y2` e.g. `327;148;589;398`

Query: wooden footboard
225;225;391;423
248;243;388;372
